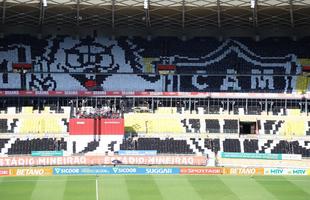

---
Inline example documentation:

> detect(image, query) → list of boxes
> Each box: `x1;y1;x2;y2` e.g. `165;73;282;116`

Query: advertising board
144;168;180;174
291;169;307;175
53;167;180;175
264;168;307;176
118;150;157;156
224;168;264;175
11;167;53;176
0;169;10;176
1;90;309;100
2;166;310;177
180;168;222;175
31;151;63;157
221;152;282;160
69;118;95;135
281;154;302;160
0;155;206;167
100;119;124;135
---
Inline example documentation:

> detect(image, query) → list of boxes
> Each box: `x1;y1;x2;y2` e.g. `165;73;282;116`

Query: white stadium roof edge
1;0;310;38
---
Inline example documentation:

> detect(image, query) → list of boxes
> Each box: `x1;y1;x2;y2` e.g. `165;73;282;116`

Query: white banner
281;154;302;160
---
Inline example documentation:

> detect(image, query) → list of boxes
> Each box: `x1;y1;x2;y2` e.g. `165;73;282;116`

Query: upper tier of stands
0;35;310;93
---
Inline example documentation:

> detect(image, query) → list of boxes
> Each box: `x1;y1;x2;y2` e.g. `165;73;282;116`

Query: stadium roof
1;0;310;38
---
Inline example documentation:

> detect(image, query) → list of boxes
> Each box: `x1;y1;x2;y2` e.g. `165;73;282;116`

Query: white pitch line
96;176;99;200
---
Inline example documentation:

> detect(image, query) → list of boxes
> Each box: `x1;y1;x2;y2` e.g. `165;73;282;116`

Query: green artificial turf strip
152;175;202;200
187;175;239;200
31;176;68;200
63;176;96;200
0;175;310;200
0;176;38;200
125;175;163;200
217;176;278;200
255;176;310;200
100;175;131;200
286;176;310;196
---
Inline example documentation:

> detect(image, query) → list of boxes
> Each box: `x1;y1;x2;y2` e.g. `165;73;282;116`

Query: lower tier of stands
1;136;310;158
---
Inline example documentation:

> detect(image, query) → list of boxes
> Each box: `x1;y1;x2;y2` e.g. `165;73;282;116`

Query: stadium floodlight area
43;0;47;7
144;0;149;9
250;0;255;8
2;0;310;37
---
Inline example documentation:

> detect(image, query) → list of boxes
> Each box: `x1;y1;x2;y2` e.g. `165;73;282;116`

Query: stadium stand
6;138;67;155
0;105;309;136
1;36;310;93
205;119;221;133
3;3;310;200
0;33;309;169
79;140;100;154
2;136;310;159
0;139;9;150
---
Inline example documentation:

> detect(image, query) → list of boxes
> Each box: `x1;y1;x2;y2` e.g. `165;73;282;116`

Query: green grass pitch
0;175;310;200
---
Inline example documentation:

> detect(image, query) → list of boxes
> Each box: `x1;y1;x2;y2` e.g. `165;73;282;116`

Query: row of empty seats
258;119;309;136
121;138;194;154
2;105;306;116
0;105;309;135
125;113;310;135
7;138;67;155
1;137;310;158
0;118;68;134
0;115;309;136
0;106;70;114
120;137;310;158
